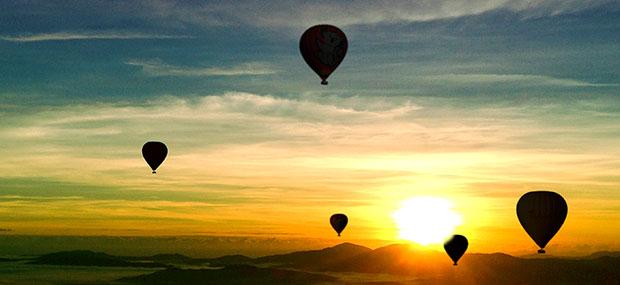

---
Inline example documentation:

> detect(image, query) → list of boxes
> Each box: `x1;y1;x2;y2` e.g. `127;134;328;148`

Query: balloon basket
321;80;328;85
538;249;546;254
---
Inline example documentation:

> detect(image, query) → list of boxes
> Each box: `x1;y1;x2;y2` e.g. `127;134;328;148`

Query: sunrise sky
0;1;619;256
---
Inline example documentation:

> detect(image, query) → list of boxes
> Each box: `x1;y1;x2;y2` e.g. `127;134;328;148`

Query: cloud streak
2;0;613;34
138;0;617;28
423;74;619;88
1;92;616;184
126;60;278;77
0;31;190;42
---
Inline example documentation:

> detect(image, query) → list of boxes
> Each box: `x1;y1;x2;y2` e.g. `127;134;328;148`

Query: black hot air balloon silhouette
300;24;348;85
444;234;468;266
142;141;168;174
330;214;348;237
517;191;568;254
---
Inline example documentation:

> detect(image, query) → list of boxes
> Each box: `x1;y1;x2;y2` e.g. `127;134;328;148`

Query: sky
0;0;619;257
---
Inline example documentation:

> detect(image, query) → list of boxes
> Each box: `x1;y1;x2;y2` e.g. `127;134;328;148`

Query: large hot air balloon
142;141;168;174
330;213;348;237
299;24;348;85
444;234;468;266
517;191;568;254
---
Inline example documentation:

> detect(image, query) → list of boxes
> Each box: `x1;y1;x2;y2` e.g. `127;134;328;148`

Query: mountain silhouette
586;251;620;259
452;253;620;285
119;264;337;285
200;254;255;266
319;243;446;274
254;242;372;270
123;253;194;264
24;244;620;284
30;250;170;268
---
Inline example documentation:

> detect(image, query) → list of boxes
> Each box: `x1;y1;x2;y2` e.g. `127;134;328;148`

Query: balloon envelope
517;191;568;253
142;141;168;174
444;235;468;265
299;25;348;85
330;213;348;236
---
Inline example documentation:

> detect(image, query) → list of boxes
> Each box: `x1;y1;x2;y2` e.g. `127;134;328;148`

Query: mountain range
27;243;620;284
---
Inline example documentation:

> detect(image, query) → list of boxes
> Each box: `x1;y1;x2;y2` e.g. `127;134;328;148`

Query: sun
392;197;462;246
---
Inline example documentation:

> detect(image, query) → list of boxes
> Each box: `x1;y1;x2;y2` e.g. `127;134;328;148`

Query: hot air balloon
330;213;348;237
299;24;348;85
444;234;468;266
142;141;168;174
517;191;568;254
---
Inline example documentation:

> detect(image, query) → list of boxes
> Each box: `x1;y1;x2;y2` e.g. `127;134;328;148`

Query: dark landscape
3;243;617;285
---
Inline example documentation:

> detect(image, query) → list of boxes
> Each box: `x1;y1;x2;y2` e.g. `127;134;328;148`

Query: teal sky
0;1;619;256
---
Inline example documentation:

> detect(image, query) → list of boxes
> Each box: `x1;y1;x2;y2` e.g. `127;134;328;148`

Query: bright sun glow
392;197;462;246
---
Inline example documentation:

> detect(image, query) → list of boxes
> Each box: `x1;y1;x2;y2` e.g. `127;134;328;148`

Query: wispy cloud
0;195;84;201
0;31;190;42
1;92;615;182
0;1;616;35
138;0;617;28
423;74;619;88
0;92;618;248
126;60;278;77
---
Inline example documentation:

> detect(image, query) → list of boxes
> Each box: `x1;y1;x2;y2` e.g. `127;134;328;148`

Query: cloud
423;74;619;88
3;0;613;34
0;195;84;201
0;92;425;189
137;0;617;28
0;91;618;244
2;92;616;158
126;60;278;77
0;31;191;42
1;92;616;187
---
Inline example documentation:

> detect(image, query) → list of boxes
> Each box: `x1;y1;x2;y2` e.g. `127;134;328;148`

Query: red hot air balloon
330;213;348;236
444;234;468;266
517;191;568;254
142;141;168;174
299;25;348;85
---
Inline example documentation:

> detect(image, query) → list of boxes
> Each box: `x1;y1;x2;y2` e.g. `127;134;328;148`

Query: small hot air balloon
330;213;348;237
517;191;568;254
444;234;468;266
142;141;168;174
300;24;348;85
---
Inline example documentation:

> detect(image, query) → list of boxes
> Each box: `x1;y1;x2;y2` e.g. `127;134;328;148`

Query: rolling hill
25;244;620;284
119;264;337;285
